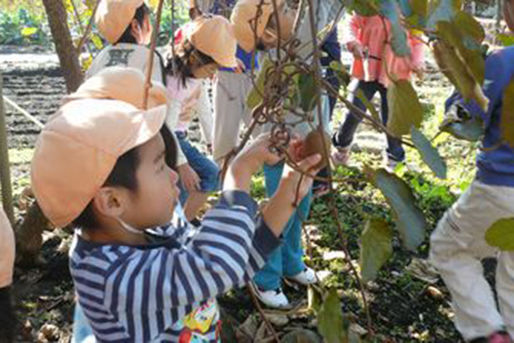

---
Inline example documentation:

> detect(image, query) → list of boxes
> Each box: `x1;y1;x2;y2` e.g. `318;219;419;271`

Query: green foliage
246;57;273;109
380;0;410;57
501;78;514;147
368;168;428;251
440;115;485;142
485;218;514;250
360;218;393;282
386;80;424;137
497;33;514;47
411;127;447;179
0;8;50;45
343;0;381;16
317;289;348;343
298;73;319;112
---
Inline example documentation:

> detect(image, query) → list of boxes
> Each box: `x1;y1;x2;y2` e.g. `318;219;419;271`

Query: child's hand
177;163;200;192
277;150;322;206
350;43;364;59
224;133;284;192
233;133;285;175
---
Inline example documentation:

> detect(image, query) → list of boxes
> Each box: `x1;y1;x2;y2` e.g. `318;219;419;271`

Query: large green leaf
369;168;428;251
298;73;320;112
380;0;410;57
317;289;348;343
436;20;485;84
411;127;447;179
440;116;484;142
432;40;488;111
411;0;428;18
501;78;514;147
246;57;273;110
360;219;393;282
427;0;460;29
485;218;514;251
386;80;424;137
455;11;485;43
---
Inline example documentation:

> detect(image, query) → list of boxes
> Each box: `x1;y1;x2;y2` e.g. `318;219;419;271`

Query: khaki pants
430;181;514;341
212;71;256;164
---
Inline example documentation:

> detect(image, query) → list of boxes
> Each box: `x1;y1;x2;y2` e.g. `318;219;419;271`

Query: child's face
192;62;219;79
122;133;179;229
132;13;153;45
505;0;514;32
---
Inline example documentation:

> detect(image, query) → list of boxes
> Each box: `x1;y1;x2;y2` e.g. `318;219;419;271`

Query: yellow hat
31;99;166;228
95;0;145;44
184;14;238;68
66;66;168;109
230;0;275;52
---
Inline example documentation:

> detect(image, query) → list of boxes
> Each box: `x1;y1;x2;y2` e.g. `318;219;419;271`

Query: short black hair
115;4;151;44
72;126;177;230
164;40;216;86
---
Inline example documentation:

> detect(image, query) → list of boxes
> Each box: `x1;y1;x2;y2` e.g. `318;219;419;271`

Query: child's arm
344;14;365;58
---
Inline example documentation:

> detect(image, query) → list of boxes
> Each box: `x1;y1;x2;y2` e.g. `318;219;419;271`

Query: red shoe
471;332;513;343
489;332;513;343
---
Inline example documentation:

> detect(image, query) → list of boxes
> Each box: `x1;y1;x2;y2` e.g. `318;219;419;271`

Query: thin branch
305;0;373;335
75;0;100;55
143;0;165;110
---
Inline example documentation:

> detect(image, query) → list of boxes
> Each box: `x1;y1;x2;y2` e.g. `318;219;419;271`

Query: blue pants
175;131;220;204
333;80;405;162
72;303;95;342
253;162;312;291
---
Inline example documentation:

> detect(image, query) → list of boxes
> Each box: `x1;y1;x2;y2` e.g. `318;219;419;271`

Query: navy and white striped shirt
70;191;280;342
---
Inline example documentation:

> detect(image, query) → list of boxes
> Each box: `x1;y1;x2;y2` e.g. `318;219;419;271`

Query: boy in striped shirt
30;69;321;342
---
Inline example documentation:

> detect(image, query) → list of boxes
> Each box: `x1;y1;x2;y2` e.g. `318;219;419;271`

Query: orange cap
31;99;166;228
184;14;238;68
0;208;15;288
230;0;275;52
66;66;168;109
95;0;145;44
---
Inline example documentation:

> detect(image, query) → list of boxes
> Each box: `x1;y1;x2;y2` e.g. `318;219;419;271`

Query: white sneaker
254;286;290;309
331;147;351;166
288;267;317;286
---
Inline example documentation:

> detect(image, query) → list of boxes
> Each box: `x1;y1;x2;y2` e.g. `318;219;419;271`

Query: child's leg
177;134;219;220
332;80;379;148
253;163;286;291
430;181;514;341
282;189;312;277
496;251;514;337
377;83;405;162
72;303;95;343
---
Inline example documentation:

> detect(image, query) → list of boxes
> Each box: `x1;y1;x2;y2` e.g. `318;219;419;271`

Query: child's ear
130;19;142;39
92;187;126;219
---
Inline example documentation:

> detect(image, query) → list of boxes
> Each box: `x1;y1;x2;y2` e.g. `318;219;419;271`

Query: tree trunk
42;0;83;93
15;0;83;266
16;199;48;267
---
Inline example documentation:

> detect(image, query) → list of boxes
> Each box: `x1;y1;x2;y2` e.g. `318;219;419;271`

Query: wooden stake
0;72;15;225
143;0;165;110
